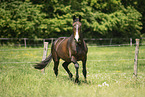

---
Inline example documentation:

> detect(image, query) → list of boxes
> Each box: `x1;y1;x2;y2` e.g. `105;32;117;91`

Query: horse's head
73;15;82;43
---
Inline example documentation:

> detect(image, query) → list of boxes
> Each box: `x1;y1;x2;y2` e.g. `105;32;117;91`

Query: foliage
0;1;48;38
90;6;142;38
121;0;145;35
0;0;143;38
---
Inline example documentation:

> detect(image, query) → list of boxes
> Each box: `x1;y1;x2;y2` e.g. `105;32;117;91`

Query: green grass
0;46;145;97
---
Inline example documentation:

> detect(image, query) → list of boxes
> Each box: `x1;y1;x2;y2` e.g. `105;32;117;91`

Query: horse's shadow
61;75;91;85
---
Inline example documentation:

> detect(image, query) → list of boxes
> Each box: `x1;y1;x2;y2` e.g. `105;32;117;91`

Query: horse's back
53;37;67;48
52;37;71;61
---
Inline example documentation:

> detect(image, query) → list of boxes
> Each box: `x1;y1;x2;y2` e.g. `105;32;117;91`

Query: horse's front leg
71;56;79;83
75;63;79;83
82;57;87;82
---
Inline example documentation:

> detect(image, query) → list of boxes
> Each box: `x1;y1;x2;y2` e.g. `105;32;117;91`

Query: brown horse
34;15;88;83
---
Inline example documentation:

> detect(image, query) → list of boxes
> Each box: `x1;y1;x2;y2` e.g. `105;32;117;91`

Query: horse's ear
79;15;81;21
73;15;76;21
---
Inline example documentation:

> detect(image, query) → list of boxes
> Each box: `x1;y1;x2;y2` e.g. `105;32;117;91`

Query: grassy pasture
0;46;145;97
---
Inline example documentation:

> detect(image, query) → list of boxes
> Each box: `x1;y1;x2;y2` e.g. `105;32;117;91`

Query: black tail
34;53;52;69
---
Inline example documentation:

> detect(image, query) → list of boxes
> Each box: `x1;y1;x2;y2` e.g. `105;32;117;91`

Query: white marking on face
75;24;79;42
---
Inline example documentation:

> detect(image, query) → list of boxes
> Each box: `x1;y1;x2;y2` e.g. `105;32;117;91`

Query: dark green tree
0;0;143;39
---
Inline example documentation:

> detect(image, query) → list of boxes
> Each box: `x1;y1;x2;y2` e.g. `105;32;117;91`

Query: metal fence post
41;42;48;73
133;39;139;78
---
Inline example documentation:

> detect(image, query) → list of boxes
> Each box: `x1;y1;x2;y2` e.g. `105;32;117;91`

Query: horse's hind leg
53;60;59;77
62;62;73;78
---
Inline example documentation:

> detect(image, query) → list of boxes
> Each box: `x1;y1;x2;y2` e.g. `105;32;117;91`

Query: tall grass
0;46;145;97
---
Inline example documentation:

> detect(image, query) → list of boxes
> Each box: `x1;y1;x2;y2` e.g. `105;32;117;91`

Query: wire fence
1;59;145;64
0;38;145;66
0;37;145;47
0;39;145;78
0;47;145;64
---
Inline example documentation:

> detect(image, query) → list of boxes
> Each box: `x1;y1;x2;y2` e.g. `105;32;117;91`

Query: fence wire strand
0;59;145;64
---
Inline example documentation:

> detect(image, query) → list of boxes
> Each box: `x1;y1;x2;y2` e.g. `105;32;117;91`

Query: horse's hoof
84;79;87;83
69;73;73;78
75;79;79;83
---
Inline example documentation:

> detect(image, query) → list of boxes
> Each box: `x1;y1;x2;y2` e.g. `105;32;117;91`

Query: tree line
0;0;144;39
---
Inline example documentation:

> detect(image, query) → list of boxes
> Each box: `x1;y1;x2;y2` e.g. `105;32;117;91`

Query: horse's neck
70;34;84;45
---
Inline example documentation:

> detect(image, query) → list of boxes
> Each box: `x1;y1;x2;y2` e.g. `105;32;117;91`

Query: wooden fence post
110;38;112;45
24;38;27;48
51;38;54;45
130;38;132;47
41;42;48;73
43;39;45;43
133;39;139;78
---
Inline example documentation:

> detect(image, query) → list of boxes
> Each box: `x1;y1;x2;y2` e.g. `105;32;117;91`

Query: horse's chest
73;45;86;59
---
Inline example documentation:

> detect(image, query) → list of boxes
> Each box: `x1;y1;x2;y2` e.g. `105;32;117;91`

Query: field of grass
0;45;145;97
